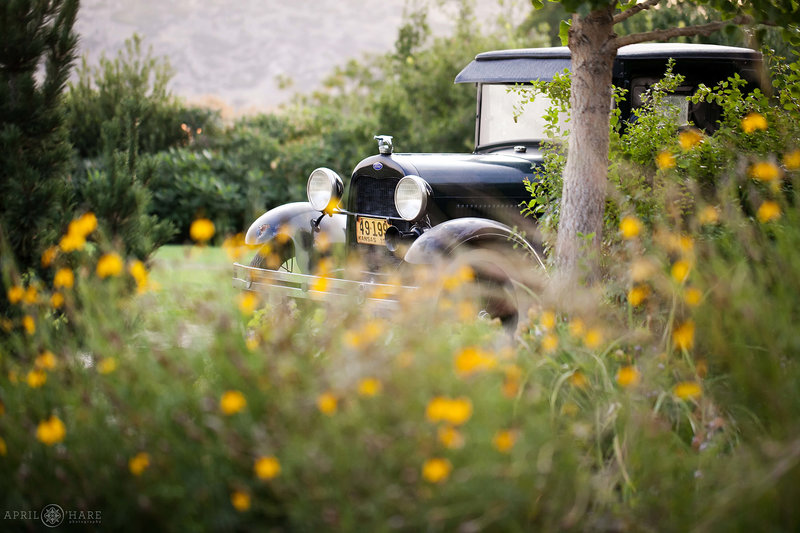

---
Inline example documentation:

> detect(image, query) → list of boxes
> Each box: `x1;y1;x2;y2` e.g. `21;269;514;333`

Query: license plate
356;216;390;246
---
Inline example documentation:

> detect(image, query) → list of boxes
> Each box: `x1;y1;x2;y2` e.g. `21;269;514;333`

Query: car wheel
249;242;294;272
442;247;537;332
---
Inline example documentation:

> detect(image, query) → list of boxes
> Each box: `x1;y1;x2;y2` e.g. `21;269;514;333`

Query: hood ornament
374;135;393;155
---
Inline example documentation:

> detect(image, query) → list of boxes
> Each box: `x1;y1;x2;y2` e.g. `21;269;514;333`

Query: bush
65;33;220;159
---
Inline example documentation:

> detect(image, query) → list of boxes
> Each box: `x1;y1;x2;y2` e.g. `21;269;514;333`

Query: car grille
349;174;411;268
352;175;401;218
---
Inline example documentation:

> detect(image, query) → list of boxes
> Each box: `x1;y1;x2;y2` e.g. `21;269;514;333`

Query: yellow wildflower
673;320;695;351
656;150;676;169
26;369;47;388
698;206;720;225
673;381;703;400
128;452;150;476
22;315;35;336
223;233;248;261
97;358;117;375
59;231;86;252
442;265;475;291
53;268;74;289
684;287;703;307
344;320;385;349
50;292;64;309
23;286;38;305
275;224;292;245
245;336;260;351
454;347;496;376
616;366;641;388
678;128;703;150
35;350;57;370
96;253;123;279
539;310;556;331
357;377;382;397
129;260;148;289
619;216;643;239
750;161;782;182
492;430;516;453
627;285;649;307
671;260;691;283
425;396;472;426
41;246;58;268
502;365;522;398
426;396;449;424
317;392;338;415
422;458;452;483
583;328;603;349
220;390;247;415
541;333;558;353
502;378;520;398
757;201;781;223
783;149;800;170
254;456;281;480
230;490;251;512
36;415;66;446
456;300;478;322
741;112;767;133
238;292;258;315
74;212;98;237
190;218;215;243
679;235;694;254
569;370;589;389
7;286;24;305
310;276;330;293
437;426;465;449
568;318;585;337
361;320;384;344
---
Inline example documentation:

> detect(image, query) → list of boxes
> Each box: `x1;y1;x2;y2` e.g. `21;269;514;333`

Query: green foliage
515;70;572;249
79;151;175;261
0;0;78;275
65;34;219;159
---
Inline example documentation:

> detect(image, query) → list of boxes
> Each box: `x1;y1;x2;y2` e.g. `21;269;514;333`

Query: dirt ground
75;0;525;115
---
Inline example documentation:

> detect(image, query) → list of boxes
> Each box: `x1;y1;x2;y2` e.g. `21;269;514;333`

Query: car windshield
479;84;569;147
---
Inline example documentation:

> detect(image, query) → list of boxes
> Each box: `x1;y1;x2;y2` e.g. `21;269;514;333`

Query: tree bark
555;5;617;271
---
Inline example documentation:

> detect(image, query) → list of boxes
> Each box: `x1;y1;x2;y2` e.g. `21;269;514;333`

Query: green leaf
531;0;544;9
559;19;572;46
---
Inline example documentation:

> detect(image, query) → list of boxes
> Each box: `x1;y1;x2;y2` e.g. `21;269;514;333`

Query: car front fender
403;217;544;269
245;202;346;274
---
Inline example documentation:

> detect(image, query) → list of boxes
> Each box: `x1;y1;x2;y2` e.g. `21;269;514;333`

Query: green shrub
65;33;220;159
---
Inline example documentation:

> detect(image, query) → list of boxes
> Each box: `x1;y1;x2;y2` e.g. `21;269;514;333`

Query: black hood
352;152;540;200
349;152;540;226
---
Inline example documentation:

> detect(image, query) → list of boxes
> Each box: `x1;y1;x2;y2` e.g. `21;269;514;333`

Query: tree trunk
555;6;617;271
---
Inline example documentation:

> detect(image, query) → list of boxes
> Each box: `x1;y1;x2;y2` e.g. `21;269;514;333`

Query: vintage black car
233;43;762;324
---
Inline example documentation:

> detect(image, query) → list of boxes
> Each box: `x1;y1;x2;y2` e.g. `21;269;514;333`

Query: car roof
454;42;761;84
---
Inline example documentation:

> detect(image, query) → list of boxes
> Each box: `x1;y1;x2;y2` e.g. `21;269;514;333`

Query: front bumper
232;263;418;312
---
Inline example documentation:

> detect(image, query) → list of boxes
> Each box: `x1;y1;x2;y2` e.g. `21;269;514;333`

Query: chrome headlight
394;175;431;222
307;168;343;213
